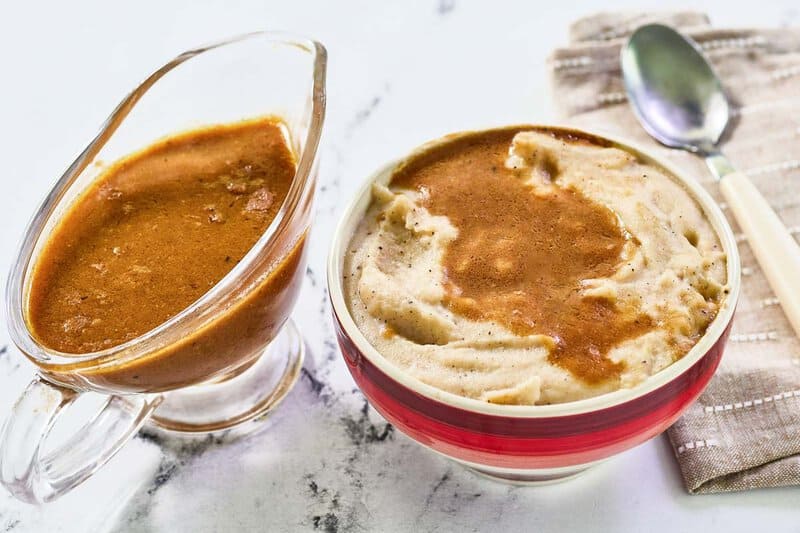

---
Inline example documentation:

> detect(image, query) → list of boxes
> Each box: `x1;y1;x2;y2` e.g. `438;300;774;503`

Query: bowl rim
327;123;741;419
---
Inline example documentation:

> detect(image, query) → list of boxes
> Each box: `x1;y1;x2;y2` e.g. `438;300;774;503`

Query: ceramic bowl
327;125;740;483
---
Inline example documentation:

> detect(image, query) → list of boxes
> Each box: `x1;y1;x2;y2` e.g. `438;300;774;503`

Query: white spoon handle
719;171;800;337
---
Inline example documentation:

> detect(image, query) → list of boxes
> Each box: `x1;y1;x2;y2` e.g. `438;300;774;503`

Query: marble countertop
2;1;799;531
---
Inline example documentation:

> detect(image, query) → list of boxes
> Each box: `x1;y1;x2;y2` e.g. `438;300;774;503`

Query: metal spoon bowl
622;24;729;154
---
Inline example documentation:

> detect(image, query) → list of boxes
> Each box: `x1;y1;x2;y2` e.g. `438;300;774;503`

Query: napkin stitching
761;297;781;307
728;331;780;342
551;37;769;72
703;390;800;413
745;159;800;176
676;438;719;454
582;92;799;117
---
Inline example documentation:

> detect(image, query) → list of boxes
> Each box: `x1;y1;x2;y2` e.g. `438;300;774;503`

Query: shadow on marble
97;343;621;532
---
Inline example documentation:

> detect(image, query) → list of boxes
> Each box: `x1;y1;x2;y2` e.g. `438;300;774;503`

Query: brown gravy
25;117;306;392
391;128;653;384
29;118;295;354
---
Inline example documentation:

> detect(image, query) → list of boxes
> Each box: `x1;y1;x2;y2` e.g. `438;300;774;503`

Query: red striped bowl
327;126;740;483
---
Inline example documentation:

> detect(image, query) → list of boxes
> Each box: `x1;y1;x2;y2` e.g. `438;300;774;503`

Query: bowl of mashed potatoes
328;125;740;483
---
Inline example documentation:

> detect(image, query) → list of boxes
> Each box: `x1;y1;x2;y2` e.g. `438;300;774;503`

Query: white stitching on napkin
760;297;781;308
732;64;800;85
593;90;800;111
729;331;779;342
551;56;596;70
770;64;800;81
745;159;800;176
553;36;768;72
701;36;767;51
594;64;800;109
676;439;719;454
597;91;627;104
703;390;800;414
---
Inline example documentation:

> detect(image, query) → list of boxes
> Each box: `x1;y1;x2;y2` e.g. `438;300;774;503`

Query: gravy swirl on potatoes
344;127;727;405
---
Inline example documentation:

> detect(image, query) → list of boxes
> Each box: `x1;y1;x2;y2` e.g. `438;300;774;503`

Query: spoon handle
718;171;800;337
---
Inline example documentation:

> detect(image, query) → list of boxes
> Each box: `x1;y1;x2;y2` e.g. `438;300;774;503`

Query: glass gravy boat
1;32;326;503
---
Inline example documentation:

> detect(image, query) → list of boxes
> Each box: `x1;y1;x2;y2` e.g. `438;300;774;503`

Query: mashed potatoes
344;128;727;405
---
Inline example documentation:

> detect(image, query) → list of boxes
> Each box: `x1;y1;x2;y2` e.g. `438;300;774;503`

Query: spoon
621;23;800;338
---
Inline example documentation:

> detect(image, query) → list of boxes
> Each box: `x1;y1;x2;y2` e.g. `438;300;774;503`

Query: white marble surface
2;1;800;531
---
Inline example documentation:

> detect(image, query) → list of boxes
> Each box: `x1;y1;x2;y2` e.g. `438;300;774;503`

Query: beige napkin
549;12;800;493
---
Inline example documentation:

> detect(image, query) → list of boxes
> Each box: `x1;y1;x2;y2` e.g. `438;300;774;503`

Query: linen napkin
549;11;800;493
